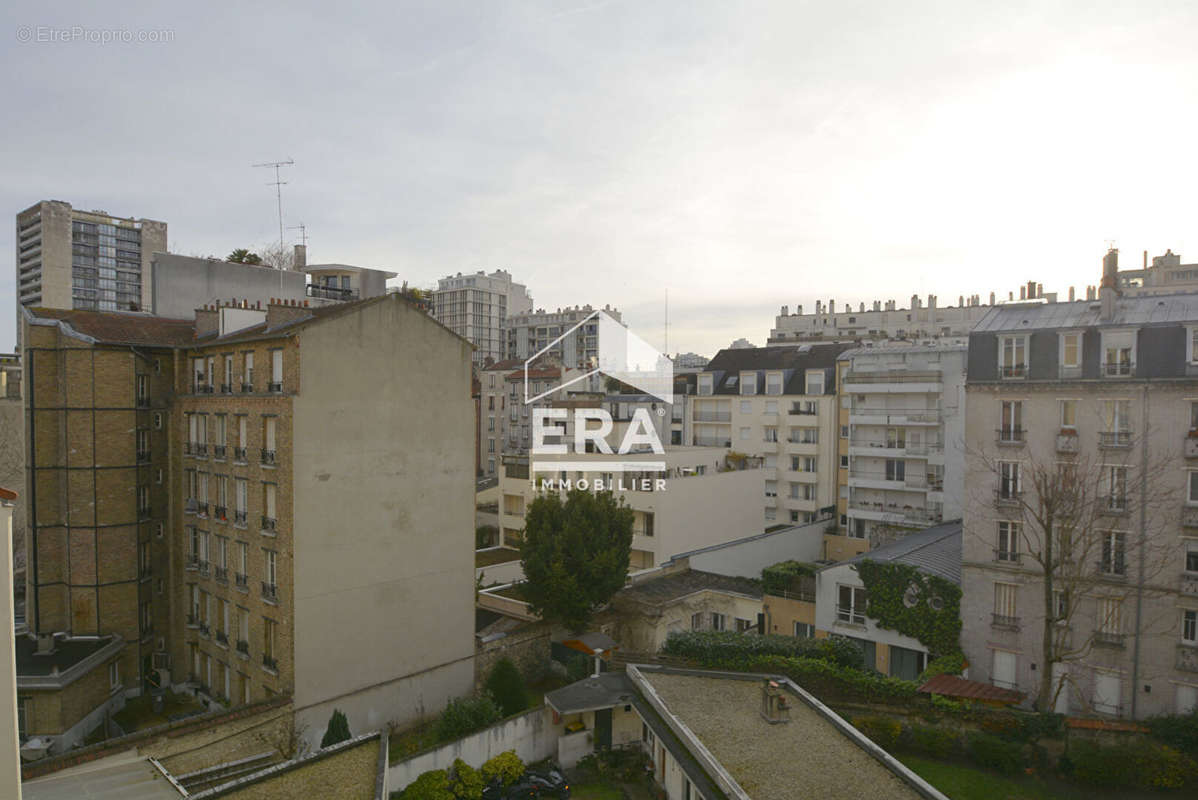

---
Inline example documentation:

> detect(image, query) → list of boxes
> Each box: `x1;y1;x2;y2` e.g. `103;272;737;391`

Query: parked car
481;767;571;799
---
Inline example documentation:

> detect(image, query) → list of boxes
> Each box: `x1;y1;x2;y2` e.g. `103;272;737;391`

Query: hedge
761;560;817;595
852;716;902;750
1147;712;1198;759
662;630;864;670
965;732;1024;775
1071;740;1198;791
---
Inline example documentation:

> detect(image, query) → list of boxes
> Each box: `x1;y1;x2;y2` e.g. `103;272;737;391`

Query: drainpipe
1130;383;1148;718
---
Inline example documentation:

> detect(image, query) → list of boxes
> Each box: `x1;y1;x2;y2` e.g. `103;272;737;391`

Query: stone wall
475;621;551;689
200;732;384;800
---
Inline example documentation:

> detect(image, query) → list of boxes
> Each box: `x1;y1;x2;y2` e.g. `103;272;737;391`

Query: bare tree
968;407;1180;713
256;241;295;271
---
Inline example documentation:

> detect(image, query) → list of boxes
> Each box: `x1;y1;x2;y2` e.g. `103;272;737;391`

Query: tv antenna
288;223;309;247
252;158;294;248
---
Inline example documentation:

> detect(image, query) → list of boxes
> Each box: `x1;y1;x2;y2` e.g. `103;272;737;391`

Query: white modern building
839;343;967;543
504;305;621;368
768;293;1003;346
432;269;533;365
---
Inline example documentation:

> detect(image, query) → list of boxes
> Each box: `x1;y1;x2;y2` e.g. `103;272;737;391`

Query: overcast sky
4;1;1198;356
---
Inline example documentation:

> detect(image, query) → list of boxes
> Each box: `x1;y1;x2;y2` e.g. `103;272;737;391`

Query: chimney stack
1068;286;1076;302
989;292;996;305
293;244;307;270
1020;285;1026;300
1100;248;1119;321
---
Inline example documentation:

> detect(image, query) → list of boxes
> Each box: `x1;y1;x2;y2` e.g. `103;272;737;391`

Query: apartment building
15;200;167;320
689;345;851;526
961;266;1198;718
18;293;476;751
432;270;532;365
504;305;621;368
1116;249;1198;296
497;448;764;570
768;293;997;345
605;373;696;449
831;343;966;561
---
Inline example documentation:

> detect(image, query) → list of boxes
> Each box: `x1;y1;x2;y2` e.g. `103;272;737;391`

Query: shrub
435;694;502;742
662;630;864;670
476;525;498;548
485;658;529;717
928;694;966;715
761;560;817;595
918;652;966;683
853;716;901;750
403;769;454;800
480;750;524;787
1072;739;1198;790
320;708;351;748
450;758;485;800
900;724;960;759
1148;711;1198;758
966;732;1024;775
565;653;592;683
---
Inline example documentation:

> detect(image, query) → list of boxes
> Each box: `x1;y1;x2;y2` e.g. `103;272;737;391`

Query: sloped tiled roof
27;308;196;347
832;520;962;585
618;569;763;606
703;343;855;395
918;673;1023;705
971;292;1198;334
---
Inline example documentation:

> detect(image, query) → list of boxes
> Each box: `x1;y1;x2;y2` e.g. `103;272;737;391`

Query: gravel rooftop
644;672;923;800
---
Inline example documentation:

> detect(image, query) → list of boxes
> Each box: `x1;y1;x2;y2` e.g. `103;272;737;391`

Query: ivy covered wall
855;560;962;659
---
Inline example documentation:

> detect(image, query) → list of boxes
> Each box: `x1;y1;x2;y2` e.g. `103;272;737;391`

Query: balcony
198;560;210;576
836;606;866;626
788;405;818;416
197;384;215;395
1094;631;1126;648
994;490;1023;508
261;449;276;466
849;407;941;425
262;654;279;672
847;500;943;528
268;381;283;393
186;554;199;571
183;442;194;457
214;566;228;583
240;382;253;393
195;502;209;517
994;549;1022;565
1102;361;1134;378
262;516;277;533
996;428;1025;447
1178;644;1198;673
694;411;731;422
136;449;151;463
1098;430;1132;449
848;468;928;490
194;443;208;457
234;510;248;526
991;613;1020;631
215;631;229;646
213;445;227;459
213;505;227;522
261;582;278;603
235;572;249;591
694;437;731;447
236;639;250;656
1056;432;1079;453
1000;364;1027;380
220;383;232;394
233;446;247;462
306;283;358;301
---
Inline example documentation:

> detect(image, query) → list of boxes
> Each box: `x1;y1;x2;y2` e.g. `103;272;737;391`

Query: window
764;426;778;442
765;400;778;414
109;661;121;691
1097;597;1123;638
793;622;814;638
264;549;277;586
993;582;1017;625
837;585;866;625
710;613;726;631
691;612;703;630
1060;399;1077;430
1183;610;1197;645
992;649;1017;689
264;618;277;661
642;512;654;537
1101;531;1126;576
697;375;713;396
1191;401;1198;431
263;483;277;527
735;617;755;633
1053;589;1068;624
740;372;757;395
224;354;234;388
1094;671;1121;715
997;521;1019;562
1104;466;1128;510
1061;332;1081;368
840;455;849;469
136;374;149;406
243;352;254;389
1177;684;1198;715
235;478;248;514
840;424;848;439
885;459;905;482
998;461;1021;500
805;369;825;395
238;541;249;576
999;400;1023;441
1190;472;1198;505
999;335;1027;378
1102;330;1135;376
270;349;283;390
1186;542;1198;574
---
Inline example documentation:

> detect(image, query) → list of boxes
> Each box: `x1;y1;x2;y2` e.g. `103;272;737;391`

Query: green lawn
475;547;521;567
899;755;1170;800
568;783;624;800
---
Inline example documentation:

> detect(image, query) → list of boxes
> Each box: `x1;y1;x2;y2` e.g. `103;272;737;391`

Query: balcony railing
1056;432;1079;453
195;502;209;517
1097;559;1127;579
268;381;283;393
213;505;227;521
995;489;1023;506
262;582;278;603
235;572;249;590
214;566;228;583
241;381;253;393
694;437;731;447
233;446;247;462
215;631;229;645
1094;631;1126;648
262;654;279;672
1101;496;1129;514
197;384;214;394
186;554;199;571
1099;430;1132;448
261;449;276;465
306;283;358;301
234;510;248;526
236;639;250;655
183;442;194;456
220;383;232;394
198;621;210;636
1000;364;1027;379
262;516;277;532
213;445;227;459
994;549;1021;564
836;606;865;626
194;443;208;456
789;406;818;416
198;560;210;576
136;449;151;463
996;428;1026;445
694;411;731;422
1102;361;1134;377
1181;572;1198;597
991;613;1020;630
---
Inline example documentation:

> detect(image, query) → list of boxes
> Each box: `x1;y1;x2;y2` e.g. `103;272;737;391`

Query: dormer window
740;372;757;395
999;335;1027;379
1100;330;1135;377
805;369;825;395
698;374;713;396
1060;332;1081;376
765;372;783;395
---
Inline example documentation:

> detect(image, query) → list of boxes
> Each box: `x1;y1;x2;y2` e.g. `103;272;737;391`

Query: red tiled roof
1066;717;1147;733
483;358;524;371
0;487;17;501
508;368;562;380
28;308;196;347
918;674;1024;705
